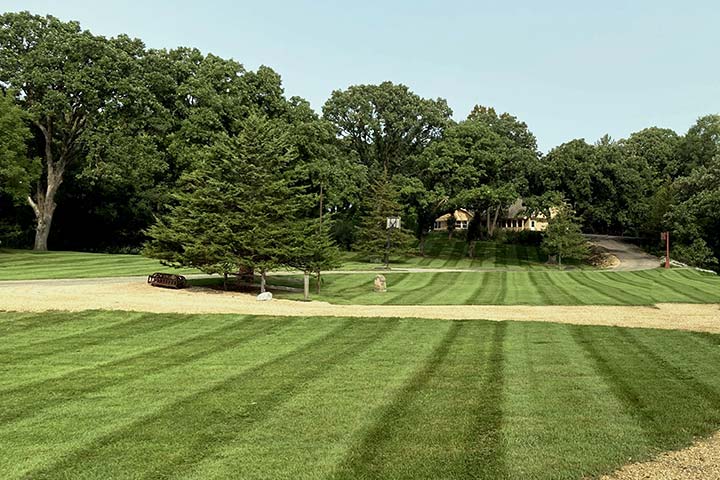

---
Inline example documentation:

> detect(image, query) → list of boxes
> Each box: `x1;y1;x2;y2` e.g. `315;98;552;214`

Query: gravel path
600;432;720;480
586;235;661;271
2;280;719;333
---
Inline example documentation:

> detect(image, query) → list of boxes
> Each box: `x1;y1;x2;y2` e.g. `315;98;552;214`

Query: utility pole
385;216;400;269
661;231;670;269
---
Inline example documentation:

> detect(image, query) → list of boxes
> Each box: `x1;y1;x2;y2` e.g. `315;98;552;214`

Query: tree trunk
29;119;68;251
223;272;228;291
315;270;322;294
489;205;501;237
419;234;426;257
303;272;310;301
28;178;61;251
260;269;267;293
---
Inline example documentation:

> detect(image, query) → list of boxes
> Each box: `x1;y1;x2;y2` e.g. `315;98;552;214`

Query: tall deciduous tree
0;12;154;250
0;91;38;202
322;82;452;177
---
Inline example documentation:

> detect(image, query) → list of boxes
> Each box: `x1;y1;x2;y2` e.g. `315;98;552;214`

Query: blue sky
4;0;719;151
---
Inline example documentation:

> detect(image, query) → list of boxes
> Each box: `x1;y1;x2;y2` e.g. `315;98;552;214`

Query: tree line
1;11;719;271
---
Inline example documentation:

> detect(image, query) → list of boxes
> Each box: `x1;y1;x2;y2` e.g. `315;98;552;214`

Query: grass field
0;236;574;281
340;235;582;270
0;249;196;280
277;268;720;305
3;311;720;479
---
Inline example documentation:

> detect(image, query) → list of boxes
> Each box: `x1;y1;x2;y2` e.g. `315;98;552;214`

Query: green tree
541;206;589;267
322;81;452;177
678;115;720;175
0;12;159;250
145;114;338;290
355;175;414;266
0;91;38;202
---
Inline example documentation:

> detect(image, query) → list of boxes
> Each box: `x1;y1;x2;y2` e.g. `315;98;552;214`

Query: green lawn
3;311;720;479
0;239;559;282
0;249;197;280
277;268;720;305
339;235;583;270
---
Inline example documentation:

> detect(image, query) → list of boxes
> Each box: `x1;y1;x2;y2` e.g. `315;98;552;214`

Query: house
432;200;555;233
433;209;473;231
497;198;553;232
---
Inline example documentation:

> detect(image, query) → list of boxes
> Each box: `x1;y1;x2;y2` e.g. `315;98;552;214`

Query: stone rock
374;274;387;293
256;291;273;301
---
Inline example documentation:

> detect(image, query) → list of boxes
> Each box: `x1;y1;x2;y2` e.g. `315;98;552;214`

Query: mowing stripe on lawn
0;316;280;425
0;310;102;338
462;321;507;478
538;271;580;305
0;312;189;362
467;270;493;303
331;322;466;479
490;272;508;304
671;270;720;296
417;272;465;304
574;272;647;305
2;317;341;478
570;326;720;449
0;314;251;392
134;319;401;479
332;321;508;480
24;319;395;479
630;271;710;303
619;328;720;408
180;320;451;480
527;271;554;304
569;326;664;443
383;272;444;305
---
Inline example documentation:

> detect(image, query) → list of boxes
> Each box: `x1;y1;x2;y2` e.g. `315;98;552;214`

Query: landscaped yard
0;249;197;280
276;268;720;305
0;236;577;281
339;236;567;270
2;311;720;479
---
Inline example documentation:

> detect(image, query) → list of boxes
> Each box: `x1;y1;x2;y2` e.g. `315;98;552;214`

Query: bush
673;239;719;270
503;230;543;246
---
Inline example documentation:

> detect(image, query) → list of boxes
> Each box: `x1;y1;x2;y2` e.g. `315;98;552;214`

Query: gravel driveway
586;235;661;271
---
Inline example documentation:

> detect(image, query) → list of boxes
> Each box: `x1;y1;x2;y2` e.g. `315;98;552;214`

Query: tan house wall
433;204;555;233
433;209;473;231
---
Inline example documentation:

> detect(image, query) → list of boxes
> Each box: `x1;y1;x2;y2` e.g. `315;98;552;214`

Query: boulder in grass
374;274;387;293
256;292;273;301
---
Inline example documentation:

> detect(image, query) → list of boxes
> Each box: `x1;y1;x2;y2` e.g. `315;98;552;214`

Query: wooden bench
147;272;187;289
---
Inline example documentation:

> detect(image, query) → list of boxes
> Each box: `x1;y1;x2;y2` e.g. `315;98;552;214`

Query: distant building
433;209;473;231
432;200;555;233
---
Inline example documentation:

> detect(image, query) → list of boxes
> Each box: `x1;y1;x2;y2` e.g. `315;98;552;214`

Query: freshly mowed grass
277;268;720;305
0;249;197;280
339;235;579;271
3;312;720;479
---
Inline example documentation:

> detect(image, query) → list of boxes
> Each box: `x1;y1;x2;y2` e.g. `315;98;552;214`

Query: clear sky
4;0;719;151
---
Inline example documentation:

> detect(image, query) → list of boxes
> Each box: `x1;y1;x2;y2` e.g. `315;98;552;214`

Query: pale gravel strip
600;432;720;480
1;281;719;333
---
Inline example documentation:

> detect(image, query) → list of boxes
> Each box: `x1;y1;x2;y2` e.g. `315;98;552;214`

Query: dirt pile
588;244;622;269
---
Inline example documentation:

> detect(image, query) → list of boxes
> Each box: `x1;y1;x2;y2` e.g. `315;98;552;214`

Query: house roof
435;209;474;223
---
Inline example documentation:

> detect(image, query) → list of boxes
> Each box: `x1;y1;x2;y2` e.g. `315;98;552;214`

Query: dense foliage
1;11;719;269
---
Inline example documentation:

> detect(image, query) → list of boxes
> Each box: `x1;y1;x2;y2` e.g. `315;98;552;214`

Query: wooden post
662;231;671;269
303;272;310;301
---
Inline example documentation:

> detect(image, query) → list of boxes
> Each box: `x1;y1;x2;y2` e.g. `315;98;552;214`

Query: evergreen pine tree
355;175;414;266
145;113;322;290
542;206;589;267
